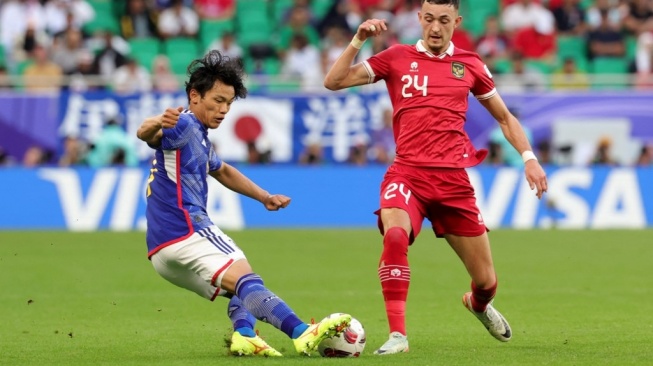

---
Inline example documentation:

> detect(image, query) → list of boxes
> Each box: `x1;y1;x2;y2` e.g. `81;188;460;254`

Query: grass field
1;229;652;365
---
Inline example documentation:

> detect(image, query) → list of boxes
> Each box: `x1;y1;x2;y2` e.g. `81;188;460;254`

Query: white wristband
522;150;537;163
350;36;365;49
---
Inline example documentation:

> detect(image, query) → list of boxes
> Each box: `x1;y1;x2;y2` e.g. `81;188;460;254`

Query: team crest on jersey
451;62;465;78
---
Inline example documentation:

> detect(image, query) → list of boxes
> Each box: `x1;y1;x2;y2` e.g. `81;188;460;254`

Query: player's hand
525;160;548;199
263;194;291;211
356;19;388;41
161;106;184;129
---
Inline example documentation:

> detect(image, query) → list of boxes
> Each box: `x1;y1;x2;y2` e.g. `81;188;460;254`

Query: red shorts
375;164;488;242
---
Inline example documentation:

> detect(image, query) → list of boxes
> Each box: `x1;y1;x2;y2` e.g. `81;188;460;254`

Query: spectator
194;0;235;20
68;50;99;91
590;136;618;166
588;9;626;59
391;0;422;43
205;31;242;60
551;57;590;90
153;0;193;10
0;145;16;166
92;32;128;83
369;106;395;164
496;52;547;92
321;26;350;76
151;55;180;92
12;23;50;65
552;0;586;35
278;5;321;56
112;57;152;93
622;0;653;36
51;28;87;74
635;144;653;165
318;0;359;35
501;0;555;37
476;16;510;60
23;43;63;92
299;139;324;165
347;137;369;166
157;0;199;39
280;33;322;91
86;118;139;167
486;141;503;166
23;145;53;166
119;0;159;40
512;11;557;60
488;108;534;167
0;0;47;67
450;24;475;52
586;0;622;30
0;65;10;90
44;0;95;36
536;140;553;165
58;136;88;166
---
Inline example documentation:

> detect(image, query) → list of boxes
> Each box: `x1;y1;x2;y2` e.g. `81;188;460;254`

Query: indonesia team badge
451;62;465;78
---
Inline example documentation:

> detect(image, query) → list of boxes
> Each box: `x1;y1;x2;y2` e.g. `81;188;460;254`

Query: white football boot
373;331;409;355
462;292;512;342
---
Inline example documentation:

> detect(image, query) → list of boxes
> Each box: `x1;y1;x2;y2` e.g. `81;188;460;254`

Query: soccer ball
318;314;366;357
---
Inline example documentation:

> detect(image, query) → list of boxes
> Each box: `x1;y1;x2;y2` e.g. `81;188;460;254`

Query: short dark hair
422;0;459;9
185;50;247;102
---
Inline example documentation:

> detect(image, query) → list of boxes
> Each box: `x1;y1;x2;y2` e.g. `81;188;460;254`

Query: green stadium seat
167;53;192;76
263;57;281;75
591;57;629;74
625;36;637;62
0;45;5;67
128;38;161;71
83;0;120;34
200;19;235;50
162;37;200;58
235;0;269;25
525;59;554;74
590;57;630;90
311;0;334;20
272;0;295;22
557;36;587;60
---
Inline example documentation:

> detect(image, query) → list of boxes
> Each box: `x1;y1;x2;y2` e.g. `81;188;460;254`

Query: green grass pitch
1;229;652;365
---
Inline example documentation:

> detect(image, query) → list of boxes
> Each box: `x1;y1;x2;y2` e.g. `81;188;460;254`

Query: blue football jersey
145;110;222;257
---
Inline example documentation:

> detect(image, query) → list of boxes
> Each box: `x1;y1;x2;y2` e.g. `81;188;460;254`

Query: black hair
422;0;459;9
185;50;247;103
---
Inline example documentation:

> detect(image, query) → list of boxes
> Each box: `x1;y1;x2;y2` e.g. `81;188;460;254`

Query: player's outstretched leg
234;273;351;355
227;296;282;357
293;313;352;356
462;292;512;342
373;331;409;355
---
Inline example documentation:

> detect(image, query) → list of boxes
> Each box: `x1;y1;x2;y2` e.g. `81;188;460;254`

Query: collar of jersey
416;40;455;59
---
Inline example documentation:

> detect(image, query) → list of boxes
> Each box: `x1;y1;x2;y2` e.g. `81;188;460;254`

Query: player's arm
137;107;184;146
479;94;548;199
324;19;387;90
209;163;291;211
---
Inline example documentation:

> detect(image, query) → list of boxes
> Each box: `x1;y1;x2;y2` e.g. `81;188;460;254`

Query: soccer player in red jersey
324;0;548;355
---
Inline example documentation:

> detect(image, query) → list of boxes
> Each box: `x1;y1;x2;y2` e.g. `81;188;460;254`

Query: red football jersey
363;41;496;168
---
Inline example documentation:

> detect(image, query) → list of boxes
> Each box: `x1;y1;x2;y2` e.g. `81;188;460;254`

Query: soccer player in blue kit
136;50;350;357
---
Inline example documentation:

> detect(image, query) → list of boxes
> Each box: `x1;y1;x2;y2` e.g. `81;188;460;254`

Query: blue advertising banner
49;91;653;165
1;166;651;230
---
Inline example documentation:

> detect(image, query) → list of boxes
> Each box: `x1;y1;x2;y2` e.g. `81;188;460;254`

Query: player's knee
383;227;409;254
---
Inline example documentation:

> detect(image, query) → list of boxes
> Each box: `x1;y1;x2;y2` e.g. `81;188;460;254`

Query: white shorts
151;225;247;301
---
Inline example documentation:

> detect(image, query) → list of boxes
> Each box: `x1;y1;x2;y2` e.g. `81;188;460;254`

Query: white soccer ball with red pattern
318;314;366;357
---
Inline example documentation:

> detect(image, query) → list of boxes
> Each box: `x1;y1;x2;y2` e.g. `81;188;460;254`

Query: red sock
378;227;410;335
471;281;497;312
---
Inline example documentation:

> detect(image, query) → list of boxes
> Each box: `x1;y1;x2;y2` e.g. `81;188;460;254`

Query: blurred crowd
1;0;653;91
0;0;652;167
